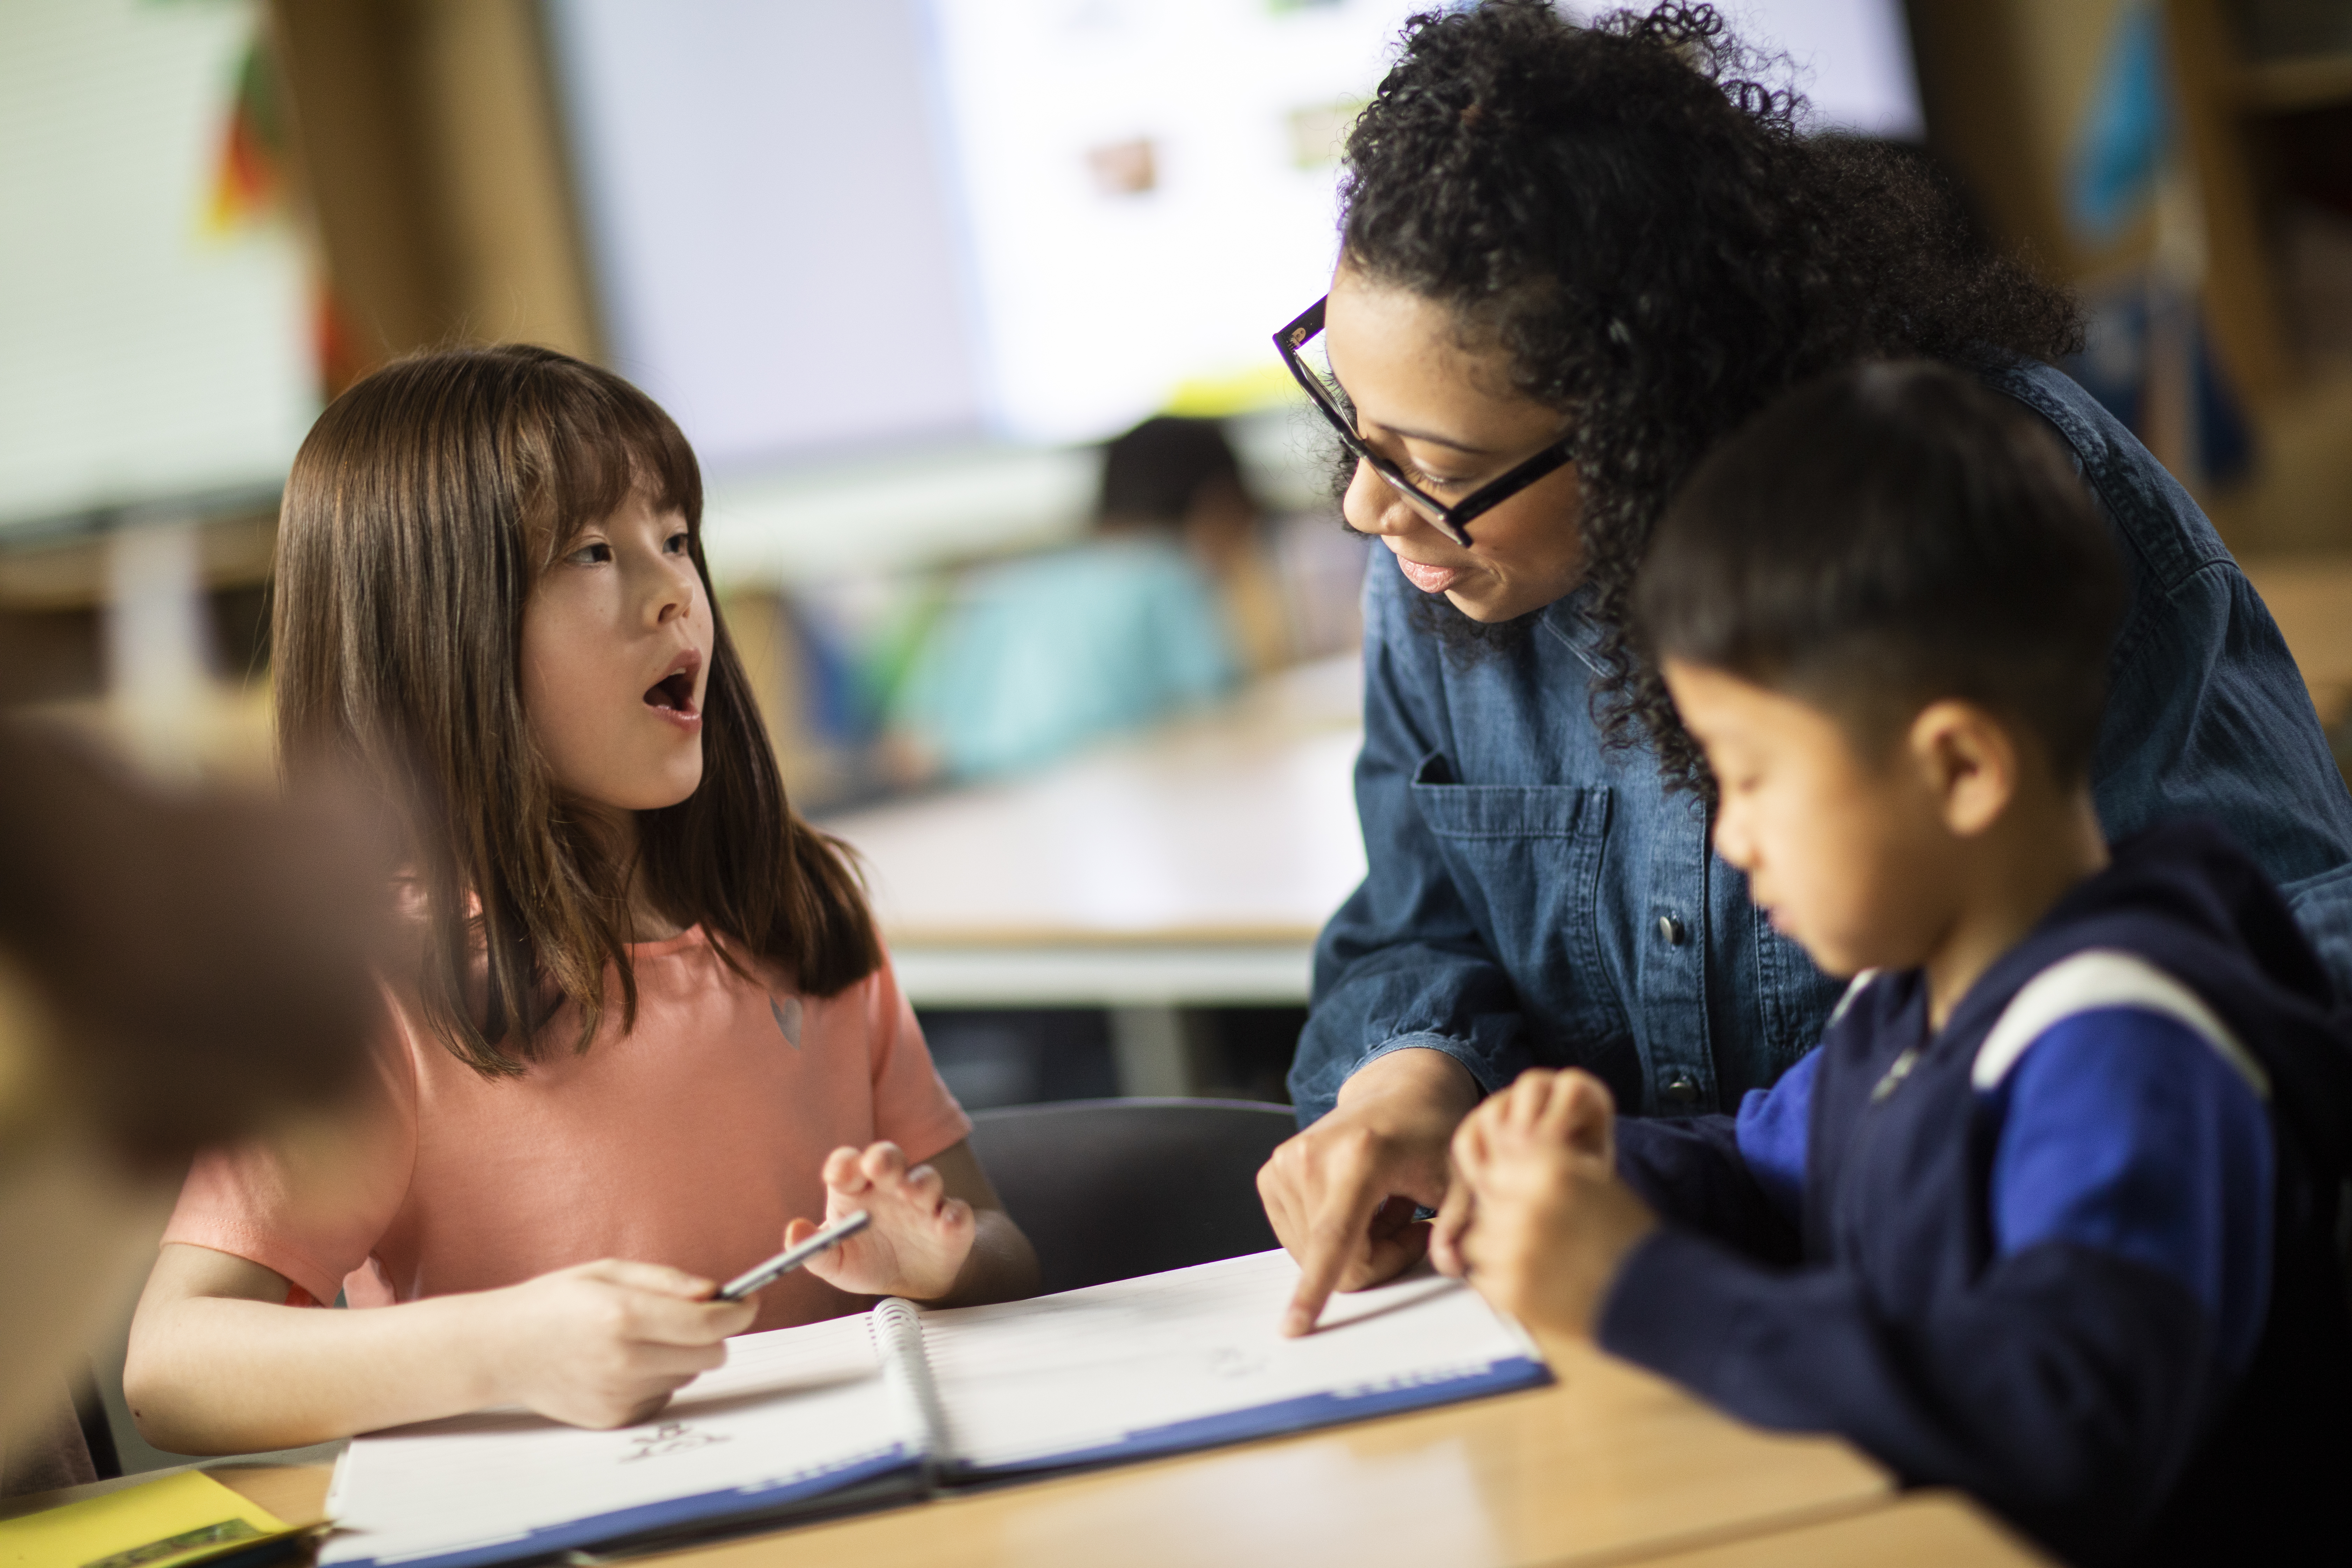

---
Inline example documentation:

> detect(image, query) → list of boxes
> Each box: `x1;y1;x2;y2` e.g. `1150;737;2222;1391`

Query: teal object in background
895;538;1238;782
2056;1;2255;485
2068;0;2171;244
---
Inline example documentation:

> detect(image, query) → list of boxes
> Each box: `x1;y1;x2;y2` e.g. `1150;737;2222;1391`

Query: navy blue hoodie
1597;821;2352;1565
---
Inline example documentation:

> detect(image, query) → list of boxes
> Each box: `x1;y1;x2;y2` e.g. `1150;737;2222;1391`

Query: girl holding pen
125;346;1036;1452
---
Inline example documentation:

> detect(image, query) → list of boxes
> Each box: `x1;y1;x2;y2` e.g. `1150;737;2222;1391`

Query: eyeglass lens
1287;322;1353;428
1289;323;1460;531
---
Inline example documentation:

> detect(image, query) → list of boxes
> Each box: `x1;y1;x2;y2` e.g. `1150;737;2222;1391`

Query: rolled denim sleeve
1288;575;1531;1126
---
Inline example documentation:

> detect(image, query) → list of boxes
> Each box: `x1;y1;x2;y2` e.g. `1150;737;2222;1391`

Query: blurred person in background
889;416;1266;783
0;726;378;1493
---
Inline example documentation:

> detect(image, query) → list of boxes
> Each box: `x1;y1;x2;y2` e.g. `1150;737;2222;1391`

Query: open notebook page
320;1313;914;1568
919;1248;1546;1473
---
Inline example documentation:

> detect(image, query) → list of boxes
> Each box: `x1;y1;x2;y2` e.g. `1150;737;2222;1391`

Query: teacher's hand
1258;1048;1483;1337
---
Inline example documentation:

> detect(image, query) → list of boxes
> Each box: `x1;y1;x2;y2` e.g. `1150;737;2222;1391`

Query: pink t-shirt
163;930;971;1334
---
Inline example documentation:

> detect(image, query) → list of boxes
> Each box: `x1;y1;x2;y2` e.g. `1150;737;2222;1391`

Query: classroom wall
269;0;599;380
1912;0;2352;554
11;2;2352;745
0;0;313;536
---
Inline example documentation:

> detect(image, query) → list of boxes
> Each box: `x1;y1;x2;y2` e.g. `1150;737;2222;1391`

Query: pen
716;1210;872;1301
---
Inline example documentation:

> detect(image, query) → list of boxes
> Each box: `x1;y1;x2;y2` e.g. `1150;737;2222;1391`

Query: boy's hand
1429;1160;1477;1279
485;1259;754;1429
789;1141;977;1302
1448;1069;1658;1340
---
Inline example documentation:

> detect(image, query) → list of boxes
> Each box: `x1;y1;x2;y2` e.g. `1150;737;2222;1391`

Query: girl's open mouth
644;671;698;716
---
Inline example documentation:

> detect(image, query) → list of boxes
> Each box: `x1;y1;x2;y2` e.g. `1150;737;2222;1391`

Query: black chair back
967;1098;1296;1295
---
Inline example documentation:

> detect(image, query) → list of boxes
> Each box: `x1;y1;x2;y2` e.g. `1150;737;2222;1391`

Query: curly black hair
1338;1;2081;788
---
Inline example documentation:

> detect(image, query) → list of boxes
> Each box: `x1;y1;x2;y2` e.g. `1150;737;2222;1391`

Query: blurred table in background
820;554;2352;1100
2246;556;2352;729
817;654;1366;1096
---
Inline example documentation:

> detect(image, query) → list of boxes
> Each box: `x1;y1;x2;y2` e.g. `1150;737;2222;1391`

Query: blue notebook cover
960;1354;1553;1477
334;1444;922;1568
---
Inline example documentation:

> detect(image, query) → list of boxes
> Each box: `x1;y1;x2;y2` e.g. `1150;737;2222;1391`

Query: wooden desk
2243;555;2352;726
835;555;2352;991
820;653;1364;990
146;1342;1899;1568
817;655;1366;1092
1636;1493;2052;1567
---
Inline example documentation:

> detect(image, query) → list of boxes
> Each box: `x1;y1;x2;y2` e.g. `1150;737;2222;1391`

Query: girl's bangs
520;369;704;563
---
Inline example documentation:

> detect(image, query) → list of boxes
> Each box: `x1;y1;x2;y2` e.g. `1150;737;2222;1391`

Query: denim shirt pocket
1407;750;1625;1050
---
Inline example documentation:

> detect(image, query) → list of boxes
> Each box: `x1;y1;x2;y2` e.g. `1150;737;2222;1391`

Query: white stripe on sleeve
1971;948;2269;1099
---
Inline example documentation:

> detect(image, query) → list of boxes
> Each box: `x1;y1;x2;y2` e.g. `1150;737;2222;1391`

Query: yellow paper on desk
0;1470;296;1568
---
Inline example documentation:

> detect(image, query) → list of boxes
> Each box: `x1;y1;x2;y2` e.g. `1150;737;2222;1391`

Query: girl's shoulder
652;926;899;1013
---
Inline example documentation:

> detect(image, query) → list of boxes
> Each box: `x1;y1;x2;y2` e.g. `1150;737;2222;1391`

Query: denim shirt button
1660;1072;1701;1108
1656;914;1687;946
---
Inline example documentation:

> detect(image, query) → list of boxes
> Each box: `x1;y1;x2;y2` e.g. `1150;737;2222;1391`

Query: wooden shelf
2234;52;2352;113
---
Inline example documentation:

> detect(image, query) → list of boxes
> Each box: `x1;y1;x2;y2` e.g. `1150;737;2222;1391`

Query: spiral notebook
317;1249;1549;1568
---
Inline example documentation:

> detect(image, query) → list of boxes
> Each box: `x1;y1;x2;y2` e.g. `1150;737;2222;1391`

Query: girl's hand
1449;1069;1658;1342
482;1259;754;1429
789;1141;977;1302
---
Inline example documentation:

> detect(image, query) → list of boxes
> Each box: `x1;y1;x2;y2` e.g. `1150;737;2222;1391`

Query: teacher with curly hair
1259;0;2352;1334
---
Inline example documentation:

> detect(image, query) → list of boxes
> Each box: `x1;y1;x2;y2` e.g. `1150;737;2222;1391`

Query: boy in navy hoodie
1433;361;2352;1566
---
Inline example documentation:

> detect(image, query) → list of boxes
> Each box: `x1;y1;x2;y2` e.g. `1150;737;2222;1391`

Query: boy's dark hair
1340;1;2080;782
1633;360;2126;783
1097;416;1247;527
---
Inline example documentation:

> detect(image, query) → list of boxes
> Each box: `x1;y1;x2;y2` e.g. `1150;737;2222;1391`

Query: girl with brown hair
122;345;1035;1451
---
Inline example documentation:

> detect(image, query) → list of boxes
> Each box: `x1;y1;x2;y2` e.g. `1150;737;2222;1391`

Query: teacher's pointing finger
1261;1133;1387;1337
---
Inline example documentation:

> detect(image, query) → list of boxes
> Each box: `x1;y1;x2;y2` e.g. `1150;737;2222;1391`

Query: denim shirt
1291;358;2352;1125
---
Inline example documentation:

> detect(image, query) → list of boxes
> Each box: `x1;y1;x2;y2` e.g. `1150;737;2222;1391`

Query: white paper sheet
318;1250;1543;1568
320;1313;912;1568
918;1250;1539;1472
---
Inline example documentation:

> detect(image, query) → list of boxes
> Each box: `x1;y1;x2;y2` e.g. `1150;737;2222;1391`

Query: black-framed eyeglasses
1274;295;1574;547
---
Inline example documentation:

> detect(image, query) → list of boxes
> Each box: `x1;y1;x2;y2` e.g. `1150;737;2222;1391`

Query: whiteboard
0;0;316;534
551;0;1923;470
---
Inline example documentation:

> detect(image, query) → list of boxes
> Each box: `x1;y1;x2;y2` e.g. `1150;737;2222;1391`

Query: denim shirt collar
1538;582;1610;680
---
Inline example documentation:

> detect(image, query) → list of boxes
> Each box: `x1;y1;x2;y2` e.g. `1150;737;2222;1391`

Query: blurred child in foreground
0;727;378;1491
891;416;1263;781
1436;362;2352;1566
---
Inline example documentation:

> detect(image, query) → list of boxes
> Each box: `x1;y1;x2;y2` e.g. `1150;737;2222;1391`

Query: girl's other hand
485;1259;754;1429
790;1141;977;1302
